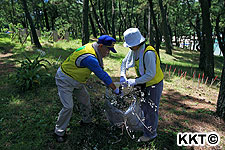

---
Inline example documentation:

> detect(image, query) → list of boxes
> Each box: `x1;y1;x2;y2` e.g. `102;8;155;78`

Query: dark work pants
140;80;163;139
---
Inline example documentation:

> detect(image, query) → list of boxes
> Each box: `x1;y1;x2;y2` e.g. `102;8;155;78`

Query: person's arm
135;51;156;84
120;55;128;77
80;56;117;91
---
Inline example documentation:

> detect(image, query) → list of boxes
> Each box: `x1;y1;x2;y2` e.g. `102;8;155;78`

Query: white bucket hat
123;28;145;47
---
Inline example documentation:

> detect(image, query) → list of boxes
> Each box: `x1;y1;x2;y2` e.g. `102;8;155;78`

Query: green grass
160;47;222;81
0;33;223;150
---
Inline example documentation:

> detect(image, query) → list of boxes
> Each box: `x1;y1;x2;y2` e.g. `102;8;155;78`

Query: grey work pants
54;68;92;136
140;80;163;139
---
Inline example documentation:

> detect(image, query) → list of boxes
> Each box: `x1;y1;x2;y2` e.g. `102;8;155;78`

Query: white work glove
120;76;127;87
127;79;137;87
113;88;123;96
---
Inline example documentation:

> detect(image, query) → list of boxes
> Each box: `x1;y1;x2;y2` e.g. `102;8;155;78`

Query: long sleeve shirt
121;50;156;84
80;55;112;86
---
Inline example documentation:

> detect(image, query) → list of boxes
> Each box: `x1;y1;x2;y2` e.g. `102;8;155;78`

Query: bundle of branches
104;84;147;141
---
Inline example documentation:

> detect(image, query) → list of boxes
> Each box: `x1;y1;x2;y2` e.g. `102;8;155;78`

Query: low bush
14;54;51;91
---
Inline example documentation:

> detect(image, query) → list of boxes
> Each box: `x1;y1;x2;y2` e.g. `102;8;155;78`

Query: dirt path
159;85;225;149
0;50;15;75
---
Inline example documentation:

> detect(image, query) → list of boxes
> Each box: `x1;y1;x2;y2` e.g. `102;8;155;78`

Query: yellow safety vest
135;46;164;87
61;43;97;83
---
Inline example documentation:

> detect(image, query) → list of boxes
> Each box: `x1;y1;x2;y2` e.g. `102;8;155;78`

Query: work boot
138;136;156;142
54;133;67;143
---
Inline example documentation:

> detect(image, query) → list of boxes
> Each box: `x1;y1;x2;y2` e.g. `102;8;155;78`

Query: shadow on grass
0;34;15;54
0;74;185;150
2;75;225;149
0;33;11;38
174;49;223;75
161;63;221;85
0;42;15;54
160;48;223;80
0;45;16;76
173;49;199;64
160;88;225;131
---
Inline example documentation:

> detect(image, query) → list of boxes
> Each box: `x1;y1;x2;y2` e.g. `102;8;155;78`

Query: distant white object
214;40;223;56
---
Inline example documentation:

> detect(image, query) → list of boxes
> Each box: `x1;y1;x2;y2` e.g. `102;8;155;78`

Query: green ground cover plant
13;54;51;91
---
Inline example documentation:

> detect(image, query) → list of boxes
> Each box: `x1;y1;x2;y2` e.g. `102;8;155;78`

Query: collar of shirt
92;42;104;69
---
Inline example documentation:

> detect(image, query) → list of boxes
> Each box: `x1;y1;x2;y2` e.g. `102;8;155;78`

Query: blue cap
97;35;117;53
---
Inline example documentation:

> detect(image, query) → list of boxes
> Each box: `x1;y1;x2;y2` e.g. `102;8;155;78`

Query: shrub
14;54;51;91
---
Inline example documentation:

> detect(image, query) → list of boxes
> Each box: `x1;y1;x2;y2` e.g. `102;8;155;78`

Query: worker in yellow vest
54;35;122;142
120;28;163;142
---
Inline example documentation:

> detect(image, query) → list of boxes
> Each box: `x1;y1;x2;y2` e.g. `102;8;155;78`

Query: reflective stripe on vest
135;46;164;87
61;43;97;83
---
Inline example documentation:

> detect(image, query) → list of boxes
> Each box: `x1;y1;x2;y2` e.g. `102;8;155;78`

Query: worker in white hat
120;28;164;142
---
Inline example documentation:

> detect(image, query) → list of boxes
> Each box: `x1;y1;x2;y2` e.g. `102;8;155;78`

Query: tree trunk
82;0;89;45
9;0;14;24
186;0;196;51
118;0;124;41
174;17;179;47
193;14;205;70
168;24;173;47
51;17;55;30
135;15;139;28
11;0;15;24
89;13;97;38
129;0;135;28
112;0;116;39
174;29;178;47
21;0;41;48
21;14;28;28
118;21;122;41
49;4;58;31
144;8;148;35
158;0;172;55
216;13;225;120
104;0;111;34
199;0;214;79
193;32;196;51
35;8;40;30
148;7;154;46
217;58;225;120
119;0;125;39
90;0;106;35
165;4;173;46
98;0;105;33
42;1;50;31
124;1;129;29
149;0;161;56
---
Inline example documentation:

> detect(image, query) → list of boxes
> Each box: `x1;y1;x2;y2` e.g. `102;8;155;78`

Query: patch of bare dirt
159;87;225;150
0;52;15;75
